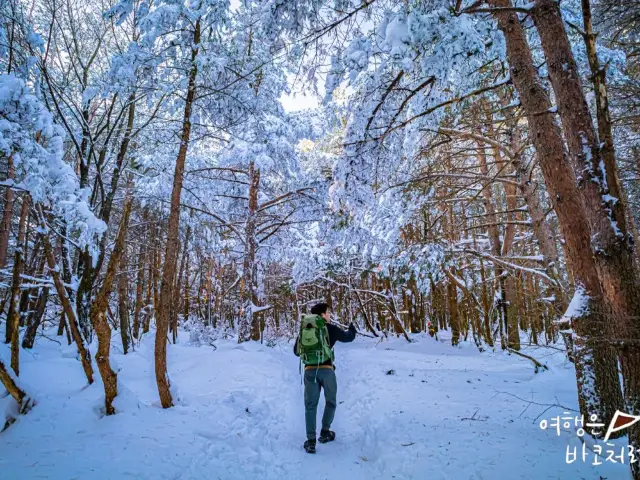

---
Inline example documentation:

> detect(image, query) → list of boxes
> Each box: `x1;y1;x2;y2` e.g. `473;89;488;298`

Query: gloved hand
349;323;357;333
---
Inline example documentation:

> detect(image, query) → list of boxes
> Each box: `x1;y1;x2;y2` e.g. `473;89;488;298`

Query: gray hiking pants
304;367;337;440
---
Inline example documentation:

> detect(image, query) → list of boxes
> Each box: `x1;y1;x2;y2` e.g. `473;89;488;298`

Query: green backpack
296;314;334;366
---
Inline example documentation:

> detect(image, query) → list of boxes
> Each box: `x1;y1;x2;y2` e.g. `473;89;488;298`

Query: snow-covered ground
0;331;631;479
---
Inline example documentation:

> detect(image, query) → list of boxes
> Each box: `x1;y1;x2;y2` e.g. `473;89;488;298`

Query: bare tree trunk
172;224;191;343
75;252;93;340
117;240;131;355
56;308;71;344
143;229;155;335
0;157;15;269
448;275;460;346
90;193;133;415
238;161;260;343
477;142;510;348
478;256;493;346
155;19;200;408
492;142;521;350
183;250;191;323
7;197;29;374
133;238;146;340
580;0;627;234
22;285;48;349
489;0;623;426
38;205;94;384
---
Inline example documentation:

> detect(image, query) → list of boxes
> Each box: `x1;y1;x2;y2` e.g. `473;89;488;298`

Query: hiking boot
318;429;336;443
304;439;316;454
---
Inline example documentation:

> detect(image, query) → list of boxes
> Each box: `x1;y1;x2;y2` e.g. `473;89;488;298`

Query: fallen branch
507;348;549;373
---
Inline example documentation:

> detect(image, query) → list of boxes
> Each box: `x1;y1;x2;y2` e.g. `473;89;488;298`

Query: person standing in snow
294;302;356;454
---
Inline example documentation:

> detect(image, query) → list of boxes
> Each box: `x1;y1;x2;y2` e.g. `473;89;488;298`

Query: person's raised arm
328;322;356;343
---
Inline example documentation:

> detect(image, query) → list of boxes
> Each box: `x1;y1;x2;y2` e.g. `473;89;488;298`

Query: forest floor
0;329;631;480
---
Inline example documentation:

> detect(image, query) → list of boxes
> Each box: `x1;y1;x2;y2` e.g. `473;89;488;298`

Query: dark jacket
294;322;357;367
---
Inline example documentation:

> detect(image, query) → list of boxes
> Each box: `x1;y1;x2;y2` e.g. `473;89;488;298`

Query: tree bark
155;19;200;408
90;193;133;415
532;0;640;306
580;0;627;235
0;357;33;416
133;236;146;340
0;157;15;269
7;197;29;374
448;274;460;346
22;285;49;349
75;251;93;341
238;161;260;343
172;224;191;343
489;0;623;426
117;240;131;355
532;0;640;456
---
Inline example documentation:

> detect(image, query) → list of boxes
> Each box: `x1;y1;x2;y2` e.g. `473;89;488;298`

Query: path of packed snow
0;331;630;479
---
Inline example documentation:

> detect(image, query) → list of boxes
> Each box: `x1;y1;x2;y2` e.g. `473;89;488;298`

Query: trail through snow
0;331;630;479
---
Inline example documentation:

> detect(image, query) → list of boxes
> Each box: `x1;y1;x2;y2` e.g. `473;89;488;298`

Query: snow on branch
459;248;558;285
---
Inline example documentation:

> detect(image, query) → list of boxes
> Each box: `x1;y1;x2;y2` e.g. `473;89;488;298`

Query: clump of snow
0;74;106;254
558;287;590;328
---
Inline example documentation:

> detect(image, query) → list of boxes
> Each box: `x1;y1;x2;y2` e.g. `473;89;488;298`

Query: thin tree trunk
492;142;521;350
57;309;66;336
75;250;93;341
183;251;191;322
7;197;29;374
143;232;154;334
133;237;146;340
0;157;15;269
155;19;200;408
22;286;49;349
117;240;131;355
448;275;459;346
477;141;509;348
238;161;260;343
90;193;133;415
172;224;190;343
581;0;627;235
489;0;623;426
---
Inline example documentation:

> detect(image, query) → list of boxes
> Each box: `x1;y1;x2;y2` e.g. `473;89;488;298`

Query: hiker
294;302;357;454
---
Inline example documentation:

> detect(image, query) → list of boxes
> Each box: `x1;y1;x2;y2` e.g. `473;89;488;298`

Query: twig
492;388;577;424
36;332;62;345
461;409;488;421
